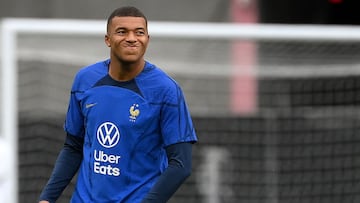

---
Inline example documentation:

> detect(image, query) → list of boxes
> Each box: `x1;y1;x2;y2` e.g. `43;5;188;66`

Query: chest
80;86;160;128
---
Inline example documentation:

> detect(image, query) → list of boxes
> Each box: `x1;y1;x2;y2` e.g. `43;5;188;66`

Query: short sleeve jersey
64;59;197;203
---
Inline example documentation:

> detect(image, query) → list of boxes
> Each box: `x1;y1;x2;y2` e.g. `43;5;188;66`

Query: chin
115;53;143;64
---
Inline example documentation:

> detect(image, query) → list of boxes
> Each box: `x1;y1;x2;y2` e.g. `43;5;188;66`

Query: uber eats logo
94;122;121;176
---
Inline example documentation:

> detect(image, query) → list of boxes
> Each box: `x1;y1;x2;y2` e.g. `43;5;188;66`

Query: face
105;16;149;64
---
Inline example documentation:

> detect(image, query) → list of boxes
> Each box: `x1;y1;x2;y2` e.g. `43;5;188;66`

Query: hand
39;201;50;203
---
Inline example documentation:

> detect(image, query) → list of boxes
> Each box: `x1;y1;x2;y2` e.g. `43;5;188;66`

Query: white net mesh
2;19;360;202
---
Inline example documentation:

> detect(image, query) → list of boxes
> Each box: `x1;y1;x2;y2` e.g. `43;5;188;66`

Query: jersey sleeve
63;74;85;138
141;142;193;202
160;84;197;146
38;134;83;202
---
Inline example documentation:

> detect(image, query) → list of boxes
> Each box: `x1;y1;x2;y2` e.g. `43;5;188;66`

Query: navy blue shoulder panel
93;74;143;97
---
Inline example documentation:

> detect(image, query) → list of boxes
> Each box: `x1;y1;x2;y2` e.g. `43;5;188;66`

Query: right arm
38;133;83;203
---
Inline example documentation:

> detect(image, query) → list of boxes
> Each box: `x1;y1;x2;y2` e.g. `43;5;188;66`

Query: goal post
1;20;18;203
3;18;360;203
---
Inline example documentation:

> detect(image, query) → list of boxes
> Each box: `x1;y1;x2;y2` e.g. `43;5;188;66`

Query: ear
104;35;111;47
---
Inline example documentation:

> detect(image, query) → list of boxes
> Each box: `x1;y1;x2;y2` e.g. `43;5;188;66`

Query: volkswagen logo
96;122;120;148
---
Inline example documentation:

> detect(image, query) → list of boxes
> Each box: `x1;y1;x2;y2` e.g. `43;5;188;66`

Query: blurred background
1;0;360;202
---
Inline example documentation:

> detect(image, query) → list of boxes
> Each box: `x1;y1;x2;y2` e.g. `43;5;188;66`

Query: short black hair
106;6;148;32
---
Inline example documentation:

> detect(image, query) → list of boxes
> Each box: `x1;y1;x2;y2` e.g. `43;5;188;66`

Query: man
39;6;197;203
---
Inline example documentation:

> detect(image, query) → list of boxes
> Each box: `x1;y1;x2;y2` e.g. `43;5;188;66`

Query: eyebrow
115;26;146;30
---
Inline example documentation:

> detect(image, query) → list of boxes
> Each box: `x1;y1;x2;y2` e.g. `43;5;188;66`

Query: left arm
141;142;193;203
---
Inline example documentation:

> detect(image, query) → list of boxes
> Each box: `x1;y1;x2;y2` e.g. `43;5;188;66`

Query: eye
115;30;127;35
136;30;146;36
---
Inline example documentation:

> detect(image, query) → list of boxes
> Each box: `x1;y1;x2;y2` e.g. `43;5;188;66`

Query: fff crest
129;103;140;122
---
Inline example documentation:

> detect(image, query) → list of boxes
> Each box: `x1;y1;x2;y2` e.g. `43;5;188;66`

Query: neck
108;59;145;81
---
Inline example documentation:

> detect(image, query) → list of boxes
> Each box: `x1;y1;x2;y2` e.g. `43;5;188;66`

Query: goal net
1;19;360;203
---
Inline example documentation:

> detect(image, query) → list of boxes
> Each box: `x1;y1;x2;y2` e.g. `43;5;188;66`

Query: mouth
127;46;138;49
125;49;139;56
124;45;139;51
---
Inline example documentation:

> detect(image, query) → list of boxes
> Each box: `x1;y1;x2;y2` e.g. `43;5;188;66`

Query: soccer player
38;6;197;203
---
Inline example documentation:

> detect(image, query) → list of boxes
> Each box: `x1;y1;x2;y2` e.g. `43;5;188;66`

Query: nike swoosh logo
85;103;97;108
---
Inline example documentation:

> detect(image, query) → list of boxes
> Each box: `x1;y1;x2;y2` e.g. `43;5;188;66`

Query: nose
126;31;137;42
